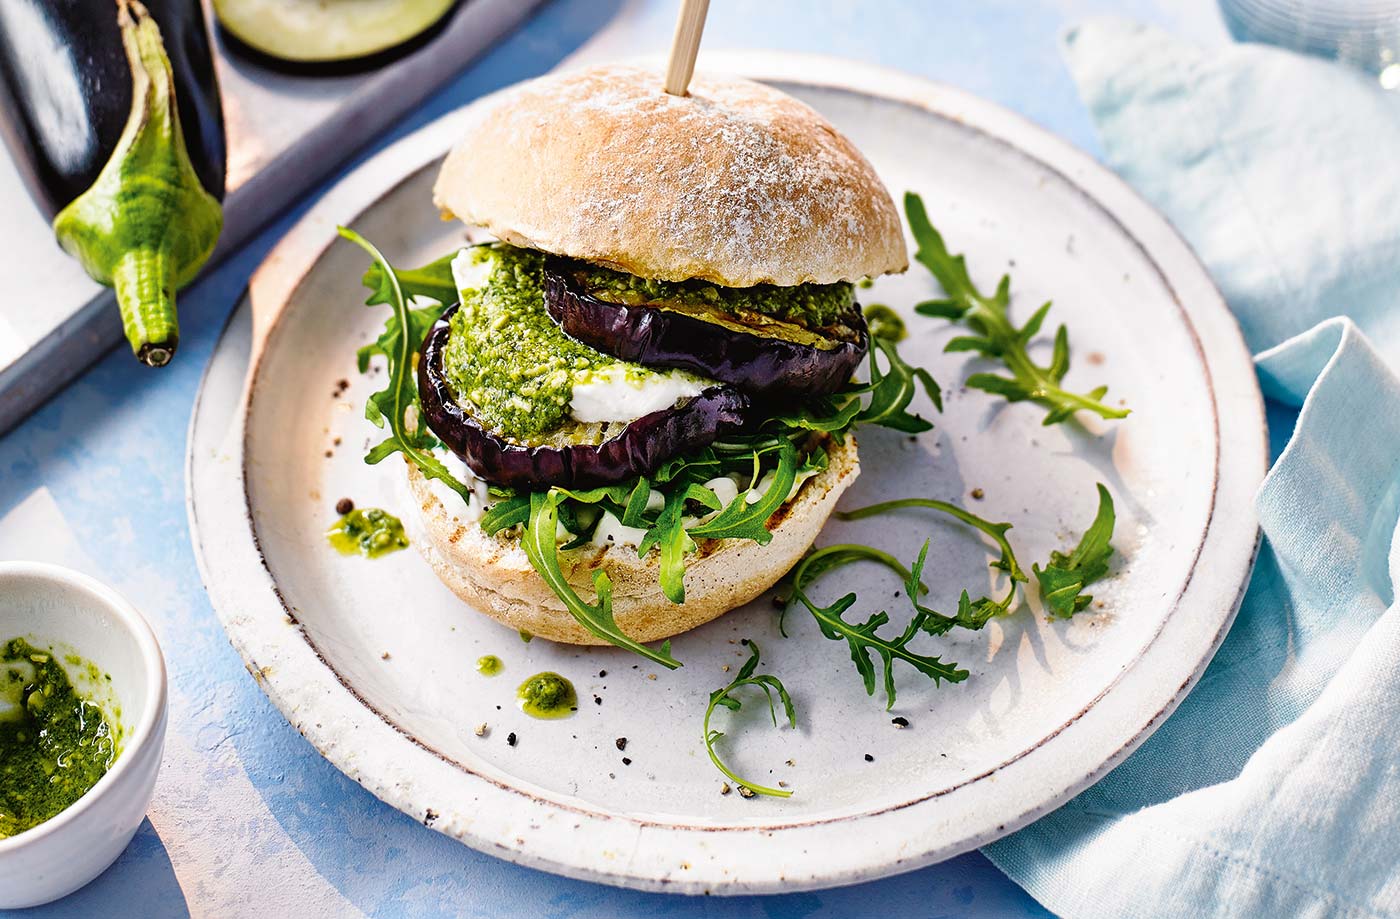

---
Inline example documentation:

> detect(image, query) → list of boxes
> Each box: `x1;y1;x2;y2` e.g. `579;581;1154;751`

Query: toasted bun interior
433;64;907;288
405;436;860;645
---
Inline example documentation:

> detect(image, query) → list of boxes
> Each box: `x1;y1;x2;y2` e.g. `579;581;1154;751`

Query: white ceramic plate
186;53;1267;894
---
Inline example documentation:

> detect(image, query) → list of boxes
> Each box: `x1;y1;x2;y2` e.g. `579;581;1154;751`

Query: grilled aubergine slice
213;0;457;69
542;258;868;401
418;303;748;491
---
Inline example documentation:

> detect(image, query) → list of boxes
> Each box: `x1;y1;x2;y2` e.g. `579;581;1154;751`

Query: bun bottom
404;436;860;645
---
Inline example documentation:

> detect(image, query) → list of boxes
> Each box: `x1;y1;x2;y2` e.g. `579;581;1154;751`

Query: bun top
432;64;907;287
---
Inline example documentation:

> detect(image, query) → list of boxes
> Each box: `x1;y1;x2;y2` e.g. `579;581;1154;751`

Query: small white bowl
0;561;167;909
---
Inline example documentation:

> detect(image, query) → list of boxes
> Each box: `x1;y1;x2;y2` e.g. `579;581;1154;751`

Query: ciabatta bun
432;64;906;288
405;436;860;644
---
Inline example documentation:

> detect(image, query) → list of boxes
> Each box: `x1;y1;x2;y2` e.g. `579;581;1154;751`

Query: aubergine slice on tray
418;305;749;490
0;0;225;367
542;258;869;401
213;0;457;67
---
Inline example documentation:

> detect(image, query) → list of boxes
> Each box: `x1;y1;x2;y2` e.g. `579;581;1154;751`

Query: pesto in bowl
0;638;121;839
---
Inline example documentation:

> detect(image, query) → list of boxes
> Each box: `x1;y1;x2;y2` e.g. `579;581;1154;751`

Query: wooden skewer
663;0;711;96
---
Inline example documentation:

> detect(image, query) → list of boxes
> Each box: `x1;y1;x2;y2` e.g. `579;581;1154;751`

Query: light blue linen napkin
981;19;1400;919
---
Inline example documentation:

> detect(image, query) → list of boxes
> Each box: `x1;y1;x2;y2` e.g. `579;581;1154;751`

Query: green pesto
442;245;622;443
516;672;577;719
573;261;855;328
0;639;119;839
863;304;907;342
326;508;408;558
476;655;503;676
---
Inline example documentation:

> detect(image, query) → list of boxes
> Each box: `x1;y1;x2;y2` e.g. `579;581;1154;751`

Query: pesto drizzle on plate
516;672;577;719
862;303;907;342
326;507;408;558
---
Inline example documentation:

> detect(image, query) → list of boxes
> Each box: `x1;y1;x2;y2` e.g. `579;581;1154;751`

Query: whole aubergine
0;0;225;366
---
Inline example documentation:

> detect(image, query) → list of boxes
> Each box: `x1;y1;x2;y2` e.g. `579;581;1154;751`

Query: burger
346;64;925;668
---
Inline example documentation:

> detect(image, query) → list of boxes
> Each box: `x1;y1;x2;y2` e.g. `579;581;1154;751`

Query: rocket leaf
905;192;1128;426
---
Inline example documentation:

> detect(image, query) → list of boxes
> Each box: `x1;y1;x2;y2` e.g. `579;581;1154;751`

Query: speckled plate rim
186;52;1267;894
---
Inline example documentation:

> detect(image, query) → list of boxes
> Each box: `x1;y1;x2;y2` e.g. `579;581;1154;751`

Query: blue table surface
0;1;1227;915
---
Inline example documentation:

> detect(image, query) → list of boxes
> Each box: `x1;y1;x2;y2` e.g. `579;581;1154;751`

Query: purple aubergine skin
418;305;749;489
541;260;869;400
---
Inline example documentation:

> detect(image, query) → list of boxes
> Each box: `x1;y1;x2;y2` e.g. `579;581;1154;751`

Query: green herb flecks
786;545;967;708
904;192;1128;426
703;641;795;798
340;227;472;505
1034;483;1116;618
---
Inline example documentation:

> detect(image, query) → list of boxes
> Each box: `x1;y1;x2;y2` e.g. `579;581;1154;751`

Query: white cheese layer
424;448;490;525
451;247;492;294
744;466;822;505
590;510;650;548
569;365;708;424
453;247;709;427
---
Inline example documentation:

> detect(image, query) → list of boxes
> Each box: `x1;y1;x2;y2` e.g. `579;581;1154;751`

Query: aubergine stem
52;0;223;367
